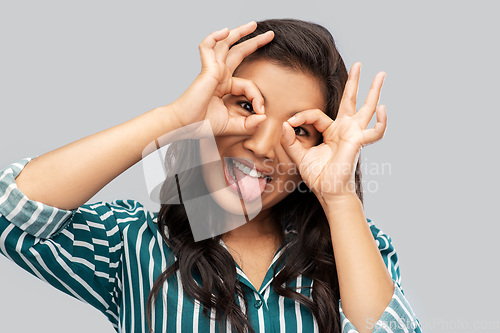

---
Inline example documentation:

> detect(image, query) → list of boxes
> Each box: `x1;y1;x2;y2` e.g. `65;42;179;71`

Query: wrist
319;192;362;216
151;104;183;134
151;105;215;146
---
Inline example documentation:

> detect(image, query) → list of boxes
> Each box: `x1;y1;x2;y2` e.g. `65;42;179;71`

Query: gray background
1;1;499;332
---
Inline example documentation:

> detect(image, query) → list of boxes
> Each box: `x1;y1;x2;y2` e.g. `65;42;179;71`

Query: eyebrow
232;85;312;120
257;88;266;104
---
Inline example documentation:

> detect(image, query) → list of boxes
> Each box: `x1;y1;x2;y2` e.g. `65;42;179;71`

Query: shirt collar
219;237;289;294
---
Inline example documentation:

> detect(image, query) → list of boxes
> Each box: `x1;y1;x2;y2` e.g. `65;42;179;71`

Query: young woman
0;19;421;333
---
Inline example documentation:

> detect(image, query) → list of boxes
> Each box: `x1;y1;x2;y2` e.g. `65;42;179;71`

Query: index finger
356;71;386;128
286;109;334;134
225;30;275;71
338;62;361;117
213;21;258;62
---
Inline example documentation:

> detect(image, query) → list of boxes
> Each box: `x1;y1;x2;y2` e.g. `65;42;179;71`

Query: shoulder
70;199;159;236
76;199;157;221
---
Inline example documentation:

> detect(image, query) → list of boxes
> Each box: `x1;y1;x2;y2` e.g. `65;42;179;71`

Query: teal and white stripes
0;158;422;332
0;158;72;239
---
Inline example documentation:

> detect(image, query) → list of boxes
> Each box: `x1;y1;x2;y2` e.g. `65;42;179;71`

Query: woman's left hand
281;63;387;205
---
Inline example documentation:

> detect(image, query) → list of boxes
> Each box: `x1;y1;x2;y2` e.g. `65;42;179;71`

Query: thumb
280;122;307;167
221;114;266;136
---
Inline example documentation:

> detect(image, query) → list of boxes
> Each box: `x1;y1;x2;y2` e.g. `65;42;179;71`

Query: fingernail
261;105;265;113
282;123;286;135
288;116;296;123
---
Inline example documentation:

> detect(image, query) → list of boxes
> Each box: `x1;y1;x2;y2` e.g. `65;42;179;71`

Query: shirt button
254;300;263;309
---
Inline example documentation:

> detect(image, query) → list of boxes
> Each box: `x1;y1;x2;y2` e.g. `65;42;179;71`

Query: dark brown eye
294;127;309;136
238;101;255;114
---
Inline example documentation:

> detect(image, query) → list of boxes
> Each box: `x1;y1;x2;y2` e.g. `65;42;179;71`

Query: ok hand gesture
281;63;387;204
171;21;274;137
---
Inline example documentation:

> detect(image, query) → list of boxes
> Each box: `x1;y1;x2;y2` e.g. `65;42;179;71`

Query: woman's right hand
13;22;273;210
170;21;274;137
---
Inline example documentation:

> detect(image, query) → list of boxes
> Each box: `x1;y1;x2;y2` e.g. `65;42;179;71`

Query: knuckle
199;41;208;49
235;48;248;59
221;39;231;48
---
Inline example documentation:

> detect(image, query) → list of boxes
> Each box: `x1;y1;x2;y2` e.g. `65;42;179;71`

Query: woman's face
200;59;326;217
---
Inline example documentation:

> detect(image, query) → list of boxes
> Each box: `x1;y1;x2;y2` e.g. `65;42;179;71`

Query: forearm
14;23;272;211
322;194;394;333
15;105;180;210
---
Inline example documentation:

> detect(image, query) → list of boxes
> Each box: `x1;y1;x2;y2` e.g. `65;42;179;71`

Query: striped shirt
0;158;421;333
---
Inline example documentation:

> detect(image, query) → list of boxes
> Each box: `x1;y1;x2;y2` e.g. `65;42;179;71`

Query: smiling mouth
223;157;272;203
226;158;272;184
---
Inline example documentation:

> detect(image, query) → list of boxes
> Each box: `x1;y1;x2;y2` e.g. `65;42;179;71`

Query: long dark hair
146;19;362;333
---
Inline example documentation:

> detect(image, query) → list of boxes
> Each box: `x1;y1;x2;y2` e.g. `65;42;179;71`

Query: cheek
213;136;235;157
278;163;302;194
279;174;302;193
264;172;302;198
199;139;225;194
199;138;223;165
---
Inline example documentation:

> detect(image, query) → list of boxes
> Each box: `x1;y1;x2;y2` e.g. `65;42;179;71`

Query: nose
243;118;282;161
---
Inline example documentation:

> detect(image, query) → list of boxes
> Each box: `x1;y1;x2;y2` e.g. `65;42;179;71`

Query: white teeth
249;169;258;177
233;160;266;178
229;161;235;180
